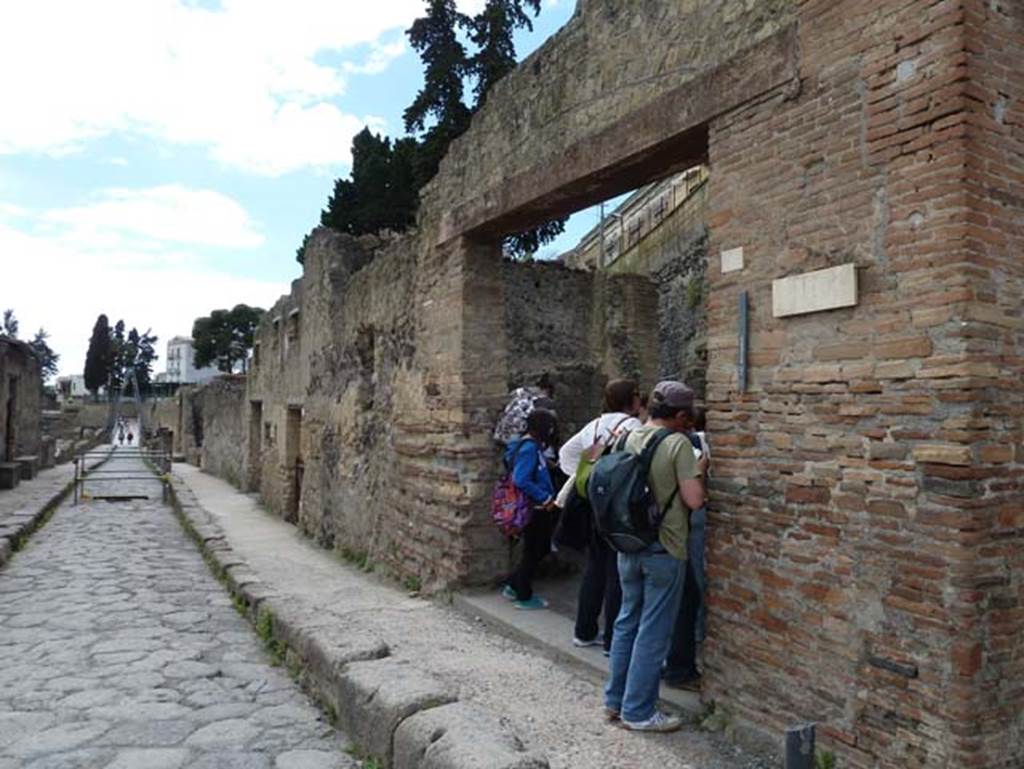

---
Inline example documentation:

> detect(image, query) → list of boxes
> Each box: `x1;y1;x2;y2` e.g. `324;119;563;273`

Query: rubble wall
0;339;41;463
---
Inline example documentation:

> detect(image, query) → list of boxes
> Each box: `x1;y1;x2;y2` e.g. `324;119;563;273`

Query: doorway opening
4;376;18;462
285;406;303;523
248;401;263;492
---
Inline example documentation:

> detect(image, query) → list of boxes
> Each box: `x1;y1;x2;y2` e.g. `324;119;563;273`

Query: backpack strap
639;428;680;520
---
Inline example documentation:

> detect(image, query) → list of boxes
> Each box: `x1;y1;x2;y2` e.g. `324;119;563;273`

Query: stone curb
0;448;114;569
167;475;550;769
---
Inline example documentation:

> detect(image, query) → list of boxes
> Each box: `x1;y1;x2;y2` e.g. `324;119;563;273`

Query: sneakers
513;596;549;610
621;711;684;733
572;635;602;648
500;584;517;601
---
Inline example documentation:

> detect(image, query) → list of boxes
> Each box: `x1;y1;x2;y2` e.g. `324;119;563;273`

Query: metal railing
73;447;172;505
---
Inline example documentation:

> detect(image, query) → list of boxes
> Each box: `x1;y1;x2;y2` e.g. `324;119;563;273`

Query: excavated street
0;449;353;769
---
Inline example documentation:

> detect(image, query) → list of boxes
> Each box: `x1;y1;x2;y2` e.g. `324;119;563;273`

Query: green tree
468;0;540;108
320;129;420;237
84;314;113;397
28;328;59;382
1;308;18;338
192;304;264;373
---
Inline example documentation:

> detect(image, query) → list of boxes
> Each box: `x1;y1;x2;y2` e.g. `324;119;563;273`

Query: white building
56;374;89;400
165;336;219;384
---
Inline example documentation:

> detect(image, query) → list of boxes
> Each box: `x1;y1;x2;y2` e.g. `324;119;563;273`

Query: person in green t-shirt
604;380;707;733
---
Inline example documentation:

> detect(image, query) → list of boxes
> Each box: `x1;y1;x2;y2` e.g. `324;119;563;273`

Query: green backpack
574;416;632;500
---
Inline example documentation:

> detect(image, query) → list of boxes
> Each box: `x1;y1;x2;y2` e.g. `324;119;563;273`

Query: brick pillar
701;2;1022;767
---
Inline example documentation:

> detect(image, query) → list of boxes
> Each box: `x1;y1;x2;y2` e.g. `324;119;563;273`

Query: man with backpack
593;380;706;733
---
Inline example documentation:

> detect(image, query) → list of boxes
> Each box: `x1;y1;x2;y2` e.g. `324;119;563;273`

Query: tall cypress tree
83;314;112;396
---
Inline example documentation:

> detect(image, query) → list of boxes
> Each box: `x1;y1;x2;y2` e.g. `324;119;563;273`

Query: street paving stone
0;450;356;769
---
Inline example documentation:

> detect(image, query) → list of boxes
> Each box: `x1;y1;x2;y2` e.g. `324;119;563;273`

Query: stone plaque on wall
772;263;858;318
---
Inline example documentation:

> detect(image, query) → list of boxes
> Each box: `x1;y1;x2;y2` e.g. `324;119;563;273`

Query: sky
0;0;609;380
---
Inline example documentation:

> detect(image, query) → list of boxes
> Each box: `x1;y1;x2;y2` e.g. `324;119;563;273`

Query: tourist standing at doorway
604;381;706;733
663;406;709;692
558;379;643;652
502;408;558;610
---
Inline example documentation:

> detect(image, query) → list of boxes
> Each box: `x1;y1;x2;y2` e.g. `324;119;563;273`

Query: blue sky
1;0;609;379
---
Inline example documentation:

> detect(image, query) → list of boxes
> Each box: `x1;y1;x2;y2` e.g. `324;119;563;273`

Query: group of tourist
494;375;710;734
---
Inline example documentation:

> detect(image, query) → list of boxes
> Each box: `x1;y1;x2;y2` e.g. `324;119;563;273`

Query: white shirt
558;412;643;475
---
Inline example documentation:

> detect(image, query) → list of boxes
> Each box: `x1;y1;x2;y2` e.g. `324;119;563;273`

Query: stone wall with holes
238;229;658;587
0;338;41;464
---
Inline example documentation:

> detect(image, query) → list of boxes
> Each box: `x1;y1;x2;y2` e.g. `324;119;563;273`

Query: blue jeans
604;545;684;722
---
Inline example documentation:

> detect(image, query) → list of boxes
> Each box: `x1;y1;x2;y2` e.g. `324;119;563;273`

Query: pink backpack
491;442;534;537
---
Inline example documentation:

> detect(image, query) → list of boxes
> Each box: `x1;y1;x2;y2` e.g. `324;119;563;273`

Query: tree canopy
192;304;265;374
1;309;18;338
0;309;60;382
84;314;112;395
312;0;565;262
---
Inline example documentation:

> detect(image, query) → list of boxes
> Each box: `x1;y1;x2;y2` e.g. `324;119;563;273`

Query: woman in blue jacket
502;408;557;610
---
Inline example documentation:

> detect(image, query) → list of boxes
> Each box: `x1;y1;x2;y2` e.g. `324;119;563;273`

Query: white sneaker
572;636;602;648
621;711;684;733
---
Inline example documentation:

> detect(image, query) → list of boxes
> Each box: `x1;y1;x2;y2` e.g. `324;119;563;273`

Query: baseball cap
651;380;694;411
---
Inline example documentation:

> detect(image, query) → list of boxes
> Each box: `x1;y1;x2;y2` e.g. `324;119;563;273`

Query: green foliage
84;314;113;395
403;574;422;593
28;328;60;382
686;278;705;310
699;701;736;741
468;0;540;108
192;304;265;374
816;750;837;769
1;308;18;338
317;0;563;260
320;130;420;237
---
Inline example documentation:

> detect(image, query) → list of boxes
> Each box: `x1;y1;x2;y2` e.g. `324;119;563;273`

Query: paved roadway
0;449;354;769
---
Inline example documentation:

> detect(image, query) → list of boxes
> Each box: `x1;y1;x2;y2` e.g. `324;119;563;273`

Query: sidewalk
0;448;110;568
172;464;778;769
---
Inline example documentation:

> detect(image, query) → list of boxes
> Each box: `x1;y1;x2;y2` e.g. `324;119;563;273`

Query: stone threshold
167;477;549;769
0;446;114;568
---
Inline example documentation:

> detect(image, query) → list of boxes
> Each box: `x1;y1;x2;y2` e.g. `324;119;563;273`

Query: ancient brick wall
698;2;1022;767
961;1;1023;762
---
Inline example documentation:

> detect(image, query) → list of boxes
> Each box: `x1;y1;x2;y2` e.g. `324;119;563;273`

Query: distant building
55;374;89;400
165;336;219;384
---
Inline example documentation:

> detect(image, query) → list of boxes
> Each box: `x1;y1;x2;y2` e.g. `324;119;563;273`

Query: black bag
552;485;591;552
587;428;678;553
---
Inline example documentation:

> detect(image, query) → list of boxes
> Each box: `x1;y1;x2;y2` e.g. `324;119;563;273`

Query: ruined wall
191;377;246;487
653;229;708;398
0;339;41;463
502;260;658;436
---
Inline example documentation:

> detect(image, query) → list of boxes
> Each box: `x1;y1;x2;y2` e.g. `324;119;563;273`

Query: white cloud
0;0;492;176
42;185;264;249
0;215;288;381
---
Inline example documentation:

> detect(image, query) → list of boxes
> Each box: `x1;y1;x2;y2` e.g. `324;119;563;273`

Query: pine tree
404;0;473;183
28;328;59;381
84;314;112;396
468;0;540;108
321;129;421;237
1;309;18;338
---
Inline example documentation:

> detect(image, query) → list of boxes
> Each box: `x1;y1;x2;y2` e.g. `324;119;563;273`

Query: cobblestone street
0;449;353;769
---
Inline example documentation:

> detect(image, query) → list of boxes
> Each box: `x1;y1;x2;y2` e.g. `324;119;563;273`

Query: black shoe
663;674;701;692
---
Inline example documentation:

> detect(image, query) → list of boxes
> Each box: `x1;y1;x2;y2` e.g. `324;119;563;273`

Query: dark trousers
574;531;621;651
508;508;555;601
664;557;701;681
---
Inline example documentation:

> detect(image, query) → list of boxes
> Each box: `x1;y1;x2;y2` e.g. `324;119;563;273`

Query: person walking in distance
502;408;558;610
604;381;706;733
558;379;642;652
